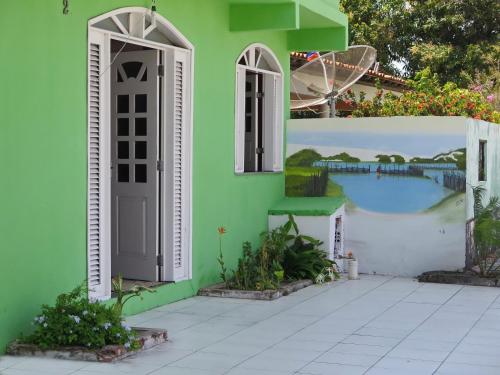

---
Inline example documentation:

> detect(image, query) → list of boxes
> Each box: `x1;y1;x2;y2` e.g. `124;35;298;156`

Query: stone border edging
6;327;167;362
418;271;500;287
198;279;313;300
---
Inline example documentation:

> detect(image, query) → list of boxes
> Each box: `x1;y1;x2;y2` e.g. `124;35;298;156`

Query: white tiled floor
2;275;500;374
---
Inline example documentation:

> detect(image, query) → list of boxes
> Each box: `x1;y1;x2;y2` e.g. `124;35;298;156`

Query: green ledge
229;0;348;51
269;196;345;216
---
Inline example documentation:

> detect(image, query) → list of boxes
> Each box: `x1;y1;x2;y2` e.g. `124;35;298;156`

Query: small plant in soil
217;215;339;291
24;282;140;350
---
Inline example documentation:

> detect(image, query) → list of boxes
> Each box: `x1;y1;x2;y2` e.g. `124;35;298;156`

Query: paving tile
0;356;26;370
148;366;224;375
168;351;242;372
3;276;500;375
342;334;400;347
237;354;309;372
315;351;382;367
435;362;500;375
299;361;369;375
369;357;441;374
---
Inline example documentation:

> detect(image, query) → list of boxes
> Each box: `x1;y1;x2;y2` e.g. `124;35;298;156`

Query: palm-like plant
471;186;500;276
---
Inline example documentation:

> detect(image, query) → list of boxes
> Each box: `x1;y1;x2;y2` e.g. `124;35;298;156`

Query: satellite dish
291;45;377;112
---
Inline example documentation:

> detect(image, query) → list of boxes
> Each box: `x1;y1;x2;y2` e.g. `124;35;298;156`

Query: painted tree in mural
340;0;500;91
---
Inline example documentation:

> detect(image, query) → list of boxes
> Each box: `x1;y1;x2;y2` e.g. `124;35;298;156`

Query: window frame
234;44;284;174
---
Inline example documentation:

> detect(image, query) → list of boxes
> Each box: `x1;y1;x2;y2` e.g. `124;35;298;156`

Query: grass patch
285;167;345;199
425;191;464;212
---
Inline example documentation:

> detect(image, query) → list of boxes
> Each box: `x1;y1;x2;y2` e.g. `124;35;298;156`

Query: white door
111;50;159;281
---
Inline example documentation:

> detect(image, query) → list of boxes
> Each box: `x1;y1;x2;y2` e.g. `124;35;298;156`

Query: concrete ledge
198;279;313;300
418;271;500;287
6;328;167;362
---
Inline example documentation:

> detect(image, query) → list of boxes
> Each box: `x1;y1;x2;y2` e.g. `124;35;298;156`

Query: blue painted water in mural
331;172;455;213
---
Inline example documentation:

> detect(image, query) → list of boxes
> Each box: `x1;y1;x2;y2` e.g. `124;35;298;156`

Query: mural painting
287;118;467;276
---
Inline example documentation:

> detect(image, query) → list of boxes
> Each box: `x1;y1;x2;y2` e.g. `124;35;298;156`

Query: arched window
87;8;193;300
235;44;284;173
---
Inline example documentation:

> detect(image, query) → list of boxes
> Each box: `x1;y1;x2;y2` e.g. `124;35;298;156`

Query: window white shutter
262;74;284;172
235;66;246;173
273;75;284;172
87;30;110;300
165;48;192;282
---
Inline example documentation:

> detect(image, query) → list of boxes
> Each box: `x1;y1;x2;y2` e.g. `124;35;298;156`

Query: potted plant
345;251;359;280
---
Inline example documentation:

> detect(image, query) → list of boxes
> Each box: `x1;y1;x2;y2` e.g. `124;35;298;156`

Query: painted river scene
313;159;465;213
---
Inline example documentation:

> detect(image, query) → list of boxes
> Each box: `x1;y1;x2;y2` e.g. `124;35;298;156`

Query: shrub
26;283;139;350
340;68;500;124
220;216;339;290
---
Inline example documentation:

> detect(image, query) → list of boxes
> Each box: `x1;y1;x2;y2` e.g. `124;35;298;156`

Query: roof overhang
229;0;348;51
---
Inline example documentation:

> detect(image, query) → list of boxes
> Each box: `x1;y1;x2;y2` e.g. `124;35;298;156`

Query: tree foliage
340;0;500;91
286;149;322;167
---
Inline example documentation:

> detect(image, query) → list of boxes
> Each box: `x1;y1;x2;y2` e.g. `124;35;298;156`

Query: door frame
87;8;194;299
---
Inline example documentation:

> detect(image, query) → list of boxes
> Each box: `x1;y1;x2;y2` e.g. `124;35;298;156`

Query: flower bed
7;328;167;362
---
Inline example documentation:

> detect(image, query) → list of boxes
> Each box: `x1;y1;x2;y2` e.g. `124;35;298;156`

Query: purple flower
487;94;494;103
103;322;112;330
69;315;81;324
124;342;131;349
121;322;132;332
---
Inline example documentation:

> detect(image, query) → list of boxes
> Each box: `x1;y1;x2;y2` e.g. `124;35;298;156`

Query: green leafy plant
217;226;228;285
25;282;139;350
283;215;339;282
111;275;156;316
472;186;500;276
222;215;339;290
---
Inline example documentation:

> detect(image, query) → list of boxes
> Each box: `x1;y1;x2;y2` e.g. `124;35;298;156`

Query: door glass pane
118;141;129;159
117;118;129;136
135;118;147;136
117;164;129;182
135;141;147;159
135;164;147;183
117;95;129;113
135;94;147;113
122;61;143;79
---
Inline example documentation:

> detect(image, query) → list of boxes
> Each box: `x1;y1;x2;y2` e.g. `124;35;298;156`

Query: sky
287;131;465;158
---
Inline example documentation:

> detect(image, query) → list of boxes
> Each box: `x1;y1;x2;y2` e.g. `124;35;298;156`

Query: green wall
0;0;291;352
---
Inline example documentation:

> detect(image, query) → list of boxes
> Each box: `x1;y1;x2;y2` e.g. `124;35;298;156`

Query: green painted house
0;0;347;352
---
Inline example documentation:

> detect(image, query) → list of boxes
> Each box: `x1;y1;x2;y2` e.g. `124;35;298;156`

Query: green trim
269;197;345;216
288;26;348;51
229;3;299;31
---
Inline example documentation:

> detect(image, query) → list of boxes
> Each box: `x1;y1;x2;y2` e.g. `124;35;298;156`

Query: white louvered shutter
263;74;284;172
234;66;246;173
165;48;191;282
87;30;109;299
273;75;284;172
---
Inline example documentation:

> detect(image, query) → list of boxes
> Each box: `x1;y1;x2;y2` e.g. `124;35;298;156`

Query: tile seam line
431;291;500;374
362;284;465;374
294;278;425;373
153;277;395;374
222;276;398;374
